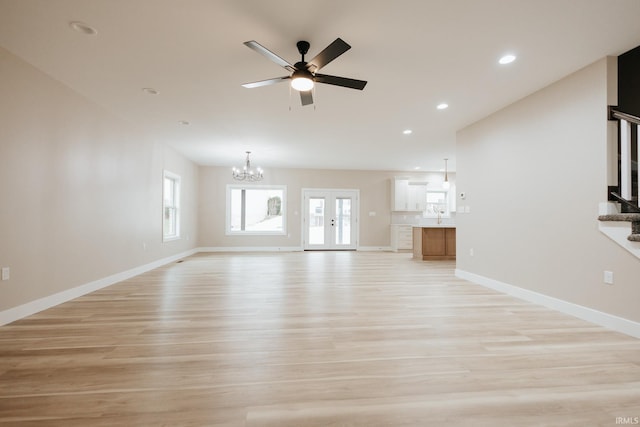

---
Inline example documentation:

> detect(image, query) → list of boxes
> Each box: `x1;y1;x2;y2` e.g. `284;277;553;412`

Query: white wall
198;167;452;249
456;57;640;323
0;47;198;314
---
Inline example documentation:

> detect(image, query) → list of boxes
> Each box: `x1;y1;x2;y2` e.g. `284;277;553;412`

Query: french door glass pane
335;198;351;245
309;198;325;245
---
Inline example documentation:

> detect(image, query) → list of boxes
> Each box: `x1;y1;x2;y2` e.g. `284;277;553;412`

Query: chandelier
232;151;263;181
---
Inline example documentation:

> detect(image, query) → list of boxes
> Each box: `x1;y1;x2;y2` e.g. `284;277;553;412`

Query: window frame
163;170;181;241
423;190;450;218
226;184;287;236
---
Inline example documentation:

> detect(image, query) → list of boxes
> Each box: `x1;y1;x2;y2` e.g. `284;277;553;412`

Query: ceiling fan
242;38;367;106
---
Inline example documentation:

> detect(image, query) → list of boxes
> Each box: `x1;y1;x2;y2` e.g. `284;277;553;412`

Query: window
424;190;448;217
163;171;180;241
227;185;286;235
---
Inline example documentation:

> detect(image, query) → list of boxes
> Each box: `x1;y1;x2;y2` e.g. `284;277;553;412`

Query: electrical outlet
604;270;614;285
470;248;474;256
1;267;9;281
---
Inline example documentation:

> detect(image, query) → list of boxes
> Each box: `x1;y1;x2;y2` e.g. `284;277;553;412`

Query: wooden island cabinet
412;227;456;260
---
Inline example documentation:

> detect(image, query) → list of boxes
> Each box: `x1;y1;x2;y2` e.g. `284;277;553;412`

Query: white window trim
226;184;287;236
163;170;181;242
423;189;450;218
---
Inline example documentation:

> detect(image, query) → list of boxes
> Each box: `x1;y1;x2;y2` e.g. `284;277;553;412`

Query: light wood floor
1;252;639;426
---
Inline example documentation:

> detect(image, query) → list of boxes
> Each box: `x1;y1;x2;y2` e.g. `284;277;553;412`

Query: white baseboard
199;246;393;252
7;251;638;340
455;268;640;339
198;246;304;252
0;248;198;326
200;246;397;252
357;246;393;252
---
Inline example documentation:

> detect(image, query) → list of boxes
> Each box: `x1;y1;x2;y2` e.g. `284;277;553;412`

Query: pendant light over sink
442;158;450;190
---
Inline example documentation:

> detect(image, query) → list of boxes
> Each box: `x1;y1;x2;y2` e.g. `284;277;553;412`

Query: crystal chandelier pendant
232;151;263;182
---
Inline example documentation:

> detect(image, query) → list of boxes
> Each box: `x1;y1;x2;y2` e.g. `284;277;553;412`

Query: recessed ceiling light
403;129;412;135
499;54;516;65
142;87;159;95
437;103;448;110
178;120;190;126
69;21;97;36
414;166;421;170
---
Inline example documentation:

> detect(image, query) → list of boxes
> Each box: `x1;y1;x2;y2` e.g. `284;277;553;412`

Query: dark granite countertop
598;213;640;222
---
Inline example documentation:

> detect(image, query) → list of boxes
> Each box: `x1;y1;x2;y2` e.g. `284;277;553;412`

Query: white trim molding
598;220;640;260
200;246;391;252
198;246;304;252
455;268;640;339
4;249;638;339
598;202;640;260
357;246;393;252
0;249;198;326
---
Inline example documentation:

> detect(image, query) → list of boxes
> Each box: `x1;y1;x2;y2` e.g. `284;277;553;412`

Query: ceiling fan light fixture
290;70;314;91
242;38;366;105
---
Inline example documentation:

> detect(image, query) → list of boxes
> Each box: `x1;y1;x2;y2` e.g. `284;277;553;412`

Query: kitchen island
412;226;456;260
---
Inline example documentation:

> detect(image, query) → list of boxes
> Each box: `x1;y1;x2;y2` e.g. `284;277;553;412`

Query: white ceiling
1;0;640;172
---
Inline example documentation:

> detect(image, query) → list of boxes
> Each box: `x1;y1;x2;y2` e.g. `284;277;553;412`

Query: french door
303;189;359;250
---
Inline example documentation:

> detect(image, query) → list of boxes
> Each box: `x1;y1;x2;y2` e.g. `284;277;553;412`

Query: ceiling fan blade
307;38;351;72
300;90;313;106
242;76;290;89
244;40;295;72
314;73;367;90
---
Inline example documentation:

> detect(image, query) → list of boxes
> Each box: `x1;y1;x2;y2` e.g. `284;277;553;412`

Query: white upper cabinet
391;178;426;211
408;183;427;211
392;178;410;211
